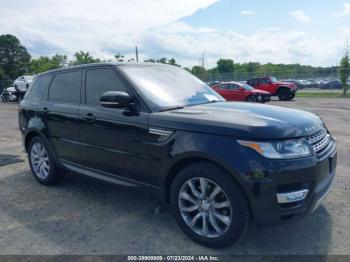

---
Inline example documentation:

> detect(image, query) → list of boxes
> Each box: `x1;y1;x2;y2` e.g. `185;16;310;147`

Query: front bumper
245;141;337;224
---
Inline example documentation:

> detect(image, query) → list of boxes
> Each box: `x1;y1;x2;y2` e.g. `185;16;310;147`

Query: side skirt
60;160;153;188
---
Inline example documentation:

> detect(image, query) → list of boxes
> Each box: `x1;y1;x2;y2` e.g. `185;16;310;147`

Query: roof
37;62;176;77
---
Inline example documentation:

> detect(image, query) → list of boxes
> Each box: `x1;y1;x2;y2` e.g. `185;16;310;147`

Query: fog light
277;189;309;203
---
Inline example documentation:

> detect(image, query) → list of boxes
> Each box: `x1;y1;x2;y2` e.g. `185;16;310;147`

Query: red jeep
247;76;297;101
211;81;271;103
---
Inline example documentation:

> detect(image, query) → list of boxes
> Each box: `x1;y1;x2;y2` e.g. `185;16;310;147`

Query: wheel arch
24;130;41;151
277;85;290;94
24;130;56;157
164;156;254;217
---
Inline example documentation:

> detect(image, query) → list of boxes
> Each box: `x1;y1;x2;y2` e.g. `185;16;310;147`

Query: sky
0;0;349;68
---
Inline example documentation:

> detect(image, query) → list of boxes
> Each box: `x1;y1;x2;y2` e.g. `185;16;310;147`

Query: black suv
19;63;337;248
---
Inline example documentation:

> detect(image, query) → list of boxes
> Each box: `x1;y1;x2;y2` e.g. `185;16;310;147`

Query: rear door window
26;75;51;101
248;79;257;86
49;70;82;104
260;78;269;85
228;84;239;90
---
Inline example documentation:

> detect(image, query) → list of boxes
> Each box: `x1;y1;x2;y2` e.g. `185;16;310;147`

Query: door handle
82;113;96;122
42;107;50;114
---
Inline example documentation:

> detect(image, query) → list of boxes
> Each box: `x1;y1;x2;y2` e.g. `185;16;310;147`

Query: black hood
150;102;323;139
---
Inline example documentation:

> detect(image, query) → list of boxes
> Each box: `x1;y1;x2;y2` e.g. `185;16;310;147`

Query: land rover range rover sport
18;63;337;248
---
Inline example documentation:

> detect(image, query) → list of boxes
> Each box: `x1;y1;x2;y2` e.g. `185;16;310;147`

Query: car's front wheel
170;162;250;248
278;88;291;101
246;95;256;102
28;136;64;185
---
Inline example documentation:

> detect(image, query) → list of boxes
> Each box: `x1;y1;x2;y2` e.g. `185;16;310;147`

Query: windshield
269;77;277;83
242;83;254;90
120;65;224;111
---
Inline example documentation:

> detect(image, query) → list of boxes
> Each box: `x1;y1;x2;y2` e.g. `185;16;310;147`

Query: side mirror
100;91;133;109
238;87;244;91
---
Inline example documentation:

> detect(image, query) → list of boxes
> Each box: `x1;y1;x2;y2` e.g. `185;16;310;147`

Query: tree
339;51;350;95
157;57;167;64
0;67;5;79
144;58;156;63
72;51;100;65
0;34;31;79
191;65;206;75
144;57;180;66
216;59;234;74
29;54;67;74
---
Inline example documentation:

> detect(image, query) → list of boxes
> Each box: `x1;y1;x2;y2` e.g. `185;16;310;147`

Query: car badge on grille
305;122;322;133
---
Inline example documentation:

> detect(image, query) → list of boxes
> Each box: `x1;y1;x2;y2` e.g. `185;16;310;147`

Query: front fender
148;130;258;206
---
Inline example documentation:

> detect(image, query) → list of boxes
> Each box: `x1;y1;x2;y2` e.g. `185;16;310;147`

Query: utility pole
135;46;139;62
201;50;205;69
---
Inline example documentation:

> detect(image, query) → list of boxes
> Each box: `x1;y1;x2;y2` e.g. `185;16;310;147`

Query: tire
246;95;256;102
289;94;295;100
170;162;251;248
278;88;291;101
28;136;64;185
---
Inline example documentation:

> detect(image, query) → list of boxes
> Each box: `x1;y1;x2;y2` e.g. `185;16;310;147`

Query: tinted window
85;67;127;105
27;75;51;101
49;70;81;104
260;78;270;85
248;79;257;86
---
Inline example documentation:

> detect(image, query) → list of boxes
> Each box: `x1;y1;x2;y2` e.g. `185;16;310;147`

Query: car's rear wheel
28;136;64;185
170;162;250;248
278;88;291;101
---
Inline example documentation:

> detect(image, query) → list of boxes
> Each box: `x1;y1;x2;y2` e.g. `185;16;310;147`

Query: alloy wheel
178;177;233;238
30;142;50;179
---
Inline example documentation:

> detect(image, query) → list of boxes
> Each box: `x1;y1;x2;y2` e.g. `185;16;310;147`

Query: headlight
237;139;312;159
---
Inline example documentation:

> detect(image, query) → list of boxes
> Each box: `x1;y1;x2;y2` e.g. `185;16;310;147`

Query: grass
296;89;350;98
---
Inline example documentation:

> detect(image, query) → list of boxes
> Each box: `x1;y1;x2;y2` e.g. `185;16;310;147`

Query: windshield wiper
159;105;185;112
195;100;221;106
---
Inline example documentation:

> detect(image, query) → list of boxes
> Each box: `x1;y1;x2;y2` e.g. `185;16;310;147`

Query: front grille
306;127;332;156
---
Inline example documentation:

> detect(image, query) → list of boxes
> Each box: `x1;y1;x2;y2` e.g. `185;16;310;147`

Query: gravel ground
0;98;349;255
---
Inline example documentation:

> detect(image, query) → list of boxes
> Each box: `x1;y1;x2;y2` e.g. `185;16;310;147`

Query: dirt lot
0;98;349;255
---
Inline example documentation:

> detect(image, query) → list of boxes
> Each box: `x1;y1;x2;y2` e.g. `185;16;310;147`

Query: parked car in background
298;80;319;89
14;75;34;100
207;81;220;87
247;76;297;101
211;81;271;103
1;86;18;102
319;79;343;89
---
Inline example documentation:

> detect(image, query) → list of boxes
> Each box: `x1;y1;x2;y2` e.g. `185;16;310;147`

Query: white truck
13;75;34;101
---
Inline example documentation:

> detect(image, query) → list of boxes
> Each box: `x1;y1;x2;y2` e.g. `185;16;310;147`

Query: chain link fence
195;68;350;90
1;67;350;93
